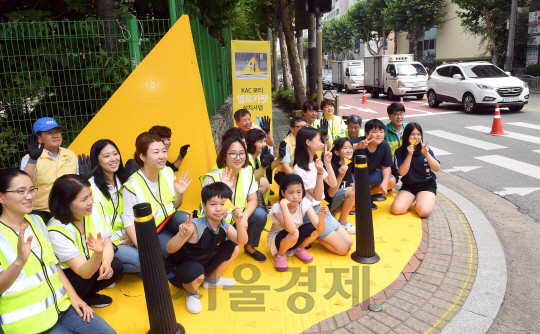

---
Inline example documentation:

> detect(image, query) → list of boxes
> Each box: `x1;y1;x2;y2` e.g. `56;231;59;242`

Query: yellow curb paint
423;194;475;334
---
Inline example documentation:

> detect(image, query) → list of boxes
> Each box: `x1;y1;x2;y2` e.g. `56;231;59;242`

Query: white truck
331;60;364;94
364;54;428;100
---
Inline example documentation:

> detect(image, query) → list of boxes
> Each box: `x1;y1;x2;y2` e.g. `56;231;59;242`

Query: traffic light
307;0;332;14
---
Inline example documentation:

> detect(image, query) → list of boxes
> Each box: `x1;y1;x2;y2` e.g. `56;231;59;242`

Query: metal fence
519;75;540;91
0;0;231;168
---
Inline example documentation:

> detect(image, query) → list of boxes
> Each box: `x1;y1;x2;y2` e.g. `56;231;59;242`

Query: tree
322;17;354;59
384;0;446;61
276;0;305;110
451;0;528;65
346;0;391;56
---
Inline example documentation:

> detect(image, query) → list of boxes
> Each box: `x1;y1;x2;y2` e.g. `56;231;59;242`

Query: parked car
427;62;529;113
322;73;334;90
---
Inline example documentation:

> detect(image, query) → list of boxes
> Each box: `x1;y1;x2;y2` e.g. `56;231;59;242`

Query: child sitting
324;138;356;234
165;182;248;314
391;122;440;217
268;174;329;271
354;119;397;208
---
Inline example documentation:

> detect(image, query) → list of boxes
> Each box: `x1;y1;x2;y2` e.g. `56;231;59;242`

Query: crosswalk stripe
506;122;540;130
475;155;540;180
466;126;540;145
425;130;507;150
535;150;540;154
429;146;452;156
367;100;433;114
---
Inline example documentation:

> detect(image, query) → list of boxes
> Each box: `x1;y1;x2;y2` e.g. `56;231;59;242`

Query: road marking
429;146;452;156
475;155;540;180
360;112;460;122
535;150;540;154
494;187;540;196
339;104;379;114
466;126;540;145
367;100;433;114
443;166;482;173
425;130;507;150
507;122;540;130
408;100;429;106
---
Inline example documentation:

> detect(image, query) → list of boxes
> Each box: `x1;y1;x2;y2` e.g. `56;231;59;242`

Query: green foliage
0;126;24;168
322;17;354;58
346;0;391;56
526;64;540;76
229;0;275;40
272;89;296;111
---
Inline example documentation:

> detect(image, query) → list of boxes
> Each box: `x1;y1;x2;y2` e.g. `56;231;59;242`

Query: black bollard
351;155;380;264
133;203;185;334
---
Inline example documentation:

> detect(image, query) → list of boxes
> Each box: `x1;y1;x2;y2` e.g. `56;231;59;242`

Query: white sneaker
105;282;116;289
202;276;236;289
186;293;202;314
341;222;356;234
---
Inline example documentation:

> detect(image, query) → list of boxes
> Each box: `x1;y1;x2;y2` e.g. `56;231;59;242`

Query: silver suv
427;62;529;113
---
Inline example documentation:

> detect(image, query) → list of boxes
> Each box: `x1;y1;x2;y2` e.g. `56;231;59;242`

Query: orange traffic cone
361;80;368;104
400;97;404;105
486;104;508;136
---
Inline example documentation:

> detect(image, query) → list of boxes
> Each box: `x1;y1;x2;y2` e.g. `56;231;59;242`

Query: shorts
330;188;347;211
368;168;395;187
400;179;437;196
166;240;237;286
302;204;340;240
274;224;317;253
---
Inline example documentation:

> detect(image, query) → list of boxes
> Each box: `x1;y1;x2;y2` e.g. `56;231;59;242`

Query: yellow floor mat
95;186;422;334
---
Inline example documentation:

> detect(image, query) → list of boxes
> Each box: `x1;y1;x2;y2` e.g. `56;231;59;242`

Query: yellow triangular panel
238;57;267;74
68;15;215;211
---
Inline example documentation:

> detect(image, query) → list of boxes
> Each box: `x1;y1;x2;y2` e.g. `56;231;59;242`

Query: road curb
437;184;507;334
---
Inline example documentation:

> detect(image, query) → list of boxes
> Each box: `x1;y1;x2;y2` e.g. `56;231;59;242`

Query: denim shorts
330;188;347;211
303;204;341;240
368;168;395;187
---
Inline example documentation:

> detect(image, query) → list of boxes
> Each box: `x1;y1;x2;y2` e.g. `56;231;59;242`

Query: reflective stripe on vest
124;168;176;226
198;166;254;223
89;176;125;243
47;203;107;269
0;214;70;333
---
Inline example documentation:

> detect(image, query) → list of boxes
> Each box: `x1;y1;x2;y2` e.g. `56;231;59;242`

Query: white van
364;54;428;100
332;60;364;94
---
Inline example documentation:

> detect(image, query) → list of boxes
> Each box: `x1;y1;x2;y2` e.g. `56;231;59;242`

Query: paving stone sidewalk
271;103;479;334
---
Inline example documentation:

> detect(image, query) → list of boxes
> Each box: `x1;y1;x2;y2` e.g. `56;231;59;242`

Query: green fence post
127;14;141;71
168;0;177;27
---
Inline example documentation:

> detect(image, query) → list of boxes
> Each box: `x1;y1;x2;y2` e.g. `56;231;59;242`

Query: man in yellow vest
234;109;275;146
273;116;308;185
20;117;78;223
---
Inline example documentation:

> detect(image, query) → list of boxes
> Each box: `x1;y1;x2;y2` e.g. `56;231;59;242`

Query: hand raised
338;164;348;175
315;158;324;173
421;140;430;156
320;118;329;137
86;232;104;254
178;214;193;239
26;134;44;161
15;223;33;266
407;144;415;155
323;146;333;164
220;167;237;189
174;171;192;195
358;133;375;150
231;207;243;222
78;153;97;180
179;144;190;159
319;205;330;216
260;146;274;169
278;141;287;159
261;116;271;134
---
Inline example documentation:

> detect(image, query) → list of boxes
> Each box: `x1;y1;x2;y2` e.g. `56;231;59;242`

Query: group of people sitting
0;100;440;333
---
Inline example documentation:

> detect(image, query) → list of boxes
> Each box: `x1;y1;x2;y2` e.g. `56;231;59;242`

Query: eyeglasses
392;112;405;117
227;152;246;159
4;188;38;196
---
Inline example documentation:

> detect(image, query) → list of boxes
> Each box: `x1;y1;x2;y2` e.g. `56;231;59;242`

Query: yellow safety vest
123;167;176;227
198;166;254;223
89;176;125;245
274;133;296;173
0;215;70;334
344;128;364;140
316;115;344;144
26;148;77;212
47;203;108;269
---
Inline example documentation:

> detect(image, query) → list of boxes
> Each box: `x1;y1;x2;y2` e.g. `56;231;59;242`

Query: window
386;64;395;73
461;65;508;78
423;39;436;51
436;66;451;77
397;63;428;76
450;66;464;78
336;8;339;15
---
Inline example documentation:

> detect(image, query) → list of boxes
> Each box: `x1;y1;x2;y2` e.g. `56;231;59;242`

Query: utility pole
505;0;518;72
316;12;323;108
308;14;317;101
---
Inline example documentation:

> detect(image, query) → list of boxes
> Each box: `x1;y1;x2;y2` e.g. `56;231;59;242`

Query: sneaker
371;194;387;202
105;282;116;289
186;293;202;314
341;222;356;234
84;294;112;308
349;210;356;215
274;255;289;272
202;277;235;289
372;202;378;210
294;249;313;264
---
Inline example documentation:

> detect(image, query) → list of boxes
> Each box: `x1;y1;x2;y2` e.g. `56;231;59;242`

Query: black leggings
63;257;124;299
274;223;317;252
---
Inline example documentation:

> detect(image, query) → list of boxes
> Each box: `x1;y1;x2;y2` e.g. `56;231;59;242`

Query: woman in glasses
198;137;268;263
0;169;115;334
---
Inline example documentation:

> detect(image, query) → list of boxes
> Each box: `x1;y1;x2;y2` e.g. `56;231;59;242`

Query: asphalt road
325;89;540;332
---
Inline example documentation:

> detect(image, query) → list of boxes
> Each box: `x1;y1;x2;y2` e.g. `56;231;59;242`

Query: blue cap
33;117;64;133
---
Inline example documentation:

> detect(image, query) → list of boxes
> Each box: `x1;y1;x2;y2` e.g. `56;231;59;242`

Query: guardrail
519;75;540;91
